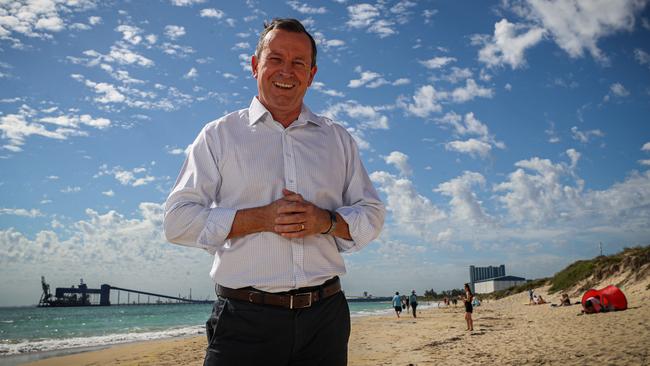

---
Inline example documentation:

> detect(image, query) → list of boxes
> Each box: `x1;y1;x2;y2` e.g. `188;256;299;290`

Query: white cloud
61;186;81;193
443;67;473;84
164;25;186;40
88;16;102;25
0;108;110;152
494;154;582;224
200;8;224;18
287;1;327;14
171;0;206;6
82;79;126;104
311;82;344;97
115;25;143;45
321;101;389;130
102;190;115;197
346;3;396;38
476;18;546;69
398;85;443;118
370;171;447;237
419;56;456;69
524;0;647;62
392;78;410;86
635;48;650;68
570;126;604;143
0;0;97;42
642;142;650;151
384;151;412;176
610;82;630;97
445;139;492;159
0;208;43;218
435;171;490;223
450;79;494;103
184;67;198;79
96;164;156;187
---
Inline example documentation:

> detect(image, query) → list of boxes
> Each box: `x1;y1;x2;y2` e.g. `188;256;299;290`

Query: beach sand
22;276;650;366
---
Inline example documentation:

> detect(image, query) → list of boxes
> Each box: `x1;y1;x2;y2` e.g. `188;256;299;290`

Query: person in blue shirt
392;291;402;318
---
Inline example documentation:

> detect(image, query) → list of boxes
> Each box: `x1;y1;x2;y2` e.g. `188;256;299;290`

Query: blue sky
1;0;650;306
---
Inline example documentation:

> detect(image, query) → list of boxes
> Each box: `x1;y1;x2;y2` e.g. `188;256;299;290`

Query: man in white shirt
164;18;385;366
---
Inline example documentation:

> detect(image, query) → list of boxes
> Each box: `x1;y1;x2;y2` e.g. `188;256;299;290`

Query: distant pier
38;277;212;307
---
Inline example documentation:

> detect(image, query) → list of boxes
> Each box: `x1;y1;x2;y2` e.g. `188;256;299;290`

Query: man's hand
273;189;330;238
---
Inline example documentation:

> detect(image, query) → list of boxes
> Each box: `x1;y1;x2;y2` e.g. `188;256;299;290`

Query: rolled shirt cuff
197;207;237;255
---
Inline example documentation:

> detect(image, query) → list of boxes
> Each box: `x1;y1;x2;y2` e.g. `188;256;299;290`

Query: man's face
252;29;317;120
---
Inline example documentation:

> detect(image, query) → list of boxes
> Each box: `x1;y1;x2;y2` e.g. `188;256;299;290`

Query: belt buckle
289;292;312;309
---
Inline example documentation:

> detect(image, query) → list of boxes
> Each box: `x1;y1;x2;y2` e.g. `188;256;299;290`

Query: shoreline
14;278;650;366
2;303;426;365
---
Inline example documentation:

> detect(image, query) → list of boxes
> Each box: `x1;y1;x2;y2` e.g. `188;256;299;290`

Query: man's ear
307;65;318;87
251;55;258;79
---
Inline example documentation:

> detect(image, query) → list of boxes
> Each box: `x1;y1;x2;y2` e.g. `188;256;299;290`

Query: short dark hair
255;18;317;68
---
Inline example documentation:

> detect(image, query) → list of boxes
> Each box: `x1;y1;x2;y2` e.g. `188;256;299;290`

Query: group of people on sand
392;290;419;318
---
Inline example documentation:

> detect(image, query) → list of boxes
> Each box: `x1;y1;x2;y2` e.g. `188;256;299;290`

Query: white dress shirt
164;97;385;292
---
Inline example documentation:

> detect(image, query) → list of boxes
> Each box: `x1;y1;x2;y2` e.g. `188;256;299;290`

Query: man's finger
277;202;307;214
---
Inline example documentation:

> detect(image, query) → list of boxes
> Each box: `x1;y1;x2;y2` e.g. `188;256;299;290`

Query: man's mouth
273;81;295;89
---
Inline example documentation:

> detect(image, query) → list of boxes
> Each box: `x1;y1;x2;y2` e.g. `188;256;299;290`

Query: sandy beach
21;275;650;366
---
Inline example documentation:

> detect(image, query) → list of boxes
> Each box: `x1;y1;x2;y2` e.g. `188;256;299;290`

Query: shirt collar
248;97;323;127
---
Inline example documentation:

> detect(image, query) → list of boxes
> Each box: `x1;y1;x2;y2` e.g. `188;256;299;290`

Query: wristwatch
323;210;337;235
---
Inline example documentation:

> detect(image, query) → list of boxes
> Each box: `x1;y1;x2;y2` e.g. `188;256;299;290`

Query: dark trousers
204;291;350;366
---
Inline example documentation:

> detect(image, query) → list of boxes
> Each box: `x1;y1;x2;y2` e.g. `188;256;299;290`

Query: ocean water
0;300;413;357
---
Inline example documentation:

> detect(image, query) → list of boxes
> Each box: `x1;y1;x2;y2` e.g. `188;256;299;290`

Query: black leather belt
216;277;341;310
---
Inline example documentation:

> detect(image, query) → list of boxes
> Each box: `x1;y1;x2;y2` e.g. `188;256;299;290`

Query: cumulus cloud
311;82;345;97
494;153;583;224
95;164;157;187
164;25;186;40
370;171;446;237
476;18;546;69
346;3;396;38
287;1;327;14
450;79;494;103
0;107;110;152
171;0;206;6
348;67;388;88
435;171;490;223
609;82;630;97
321;101;390;130
384;151;412;176
200;8;225;18
445;139;493;159
419;56;456;69
398;85;443;118
184;67;198;79
0;208;43;218
0;0;97;45
635;48;650;68
570;126;604;143
524;0;647;63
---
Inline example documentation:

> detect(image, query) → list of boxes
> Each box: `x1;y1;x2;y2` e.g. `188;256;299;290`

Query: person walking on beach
392;291;403;318
409;290;418;318
164;18;385;366
528;289;534;304
463;283;474;331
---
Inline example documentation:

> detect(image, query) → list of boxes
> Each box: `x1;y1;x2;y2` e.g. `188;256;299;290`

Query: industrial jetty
38;276;212;307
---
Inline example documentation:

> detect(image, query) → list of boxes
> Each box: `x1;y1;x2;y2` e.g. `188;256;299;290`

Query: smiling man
164;18;385;366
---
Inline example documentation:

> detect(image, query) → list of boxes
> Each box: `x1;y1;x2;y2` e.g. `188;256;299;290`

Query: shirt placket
282;128;306;288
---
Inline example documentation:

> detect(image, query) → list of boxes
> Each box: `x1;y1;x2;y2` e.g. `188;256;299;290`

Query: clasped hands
267;189;330;238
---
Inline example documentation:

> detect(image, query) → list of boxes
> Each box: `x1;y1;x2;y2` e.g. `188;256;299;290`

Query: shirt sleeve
332;125;385;253
163;124;236;255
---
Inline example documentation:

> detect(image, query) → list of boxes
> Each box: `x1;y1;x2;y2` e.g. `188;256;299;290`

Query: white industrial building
473;275;527;294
